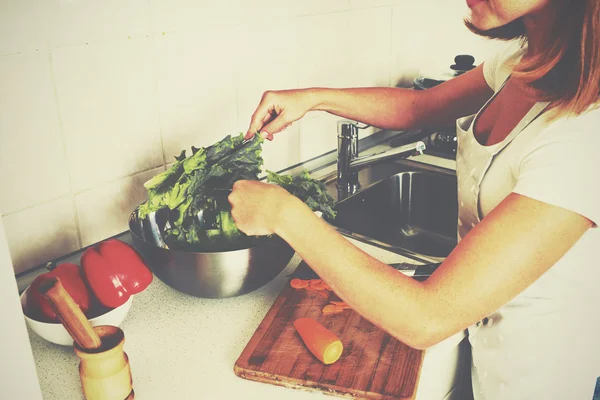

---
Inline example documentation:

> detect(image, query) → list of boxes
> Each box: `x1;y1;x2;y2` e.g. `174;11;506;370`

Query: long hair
465;0;600;118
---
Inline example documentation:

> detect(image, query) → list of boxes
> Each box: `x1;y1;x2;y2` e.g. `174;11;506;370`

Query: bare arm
247;64;494;138
231;183;592;350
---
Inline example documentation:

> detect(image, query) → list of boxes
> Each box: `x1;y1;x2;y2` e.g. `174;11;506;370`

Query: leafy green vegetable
137;132;336;251
266;170;336;221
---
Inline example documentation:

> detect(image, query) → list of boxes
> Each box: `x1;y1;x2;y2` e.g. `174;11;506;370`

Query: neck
522;4;560;57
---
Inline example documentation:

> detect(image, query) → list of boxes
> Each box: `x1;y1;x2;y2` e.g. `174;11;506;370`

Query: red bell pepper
81;239;153;308
27;263;91;322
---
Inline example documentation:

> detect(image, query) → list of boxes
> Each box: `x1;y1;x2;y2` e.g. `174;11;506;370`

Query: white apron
454;79;550;399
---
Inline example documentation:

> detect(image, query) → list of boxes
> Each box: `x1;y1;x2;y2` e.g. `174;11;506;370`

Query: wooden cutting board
234;261;424;400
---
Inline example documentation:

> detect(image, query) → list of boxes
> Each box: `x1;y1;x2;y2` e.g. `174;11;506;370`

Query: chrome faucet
336;119;426;199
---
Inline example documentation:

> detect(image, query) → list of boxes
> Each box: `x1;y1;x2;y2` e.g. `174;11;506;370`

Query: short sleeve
512;111;600;226
482;52;499;91
482;41;526;92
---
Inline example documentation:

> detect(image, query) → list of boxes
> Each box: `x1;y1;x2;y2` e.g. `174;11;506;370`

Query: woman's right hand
246;89;319;141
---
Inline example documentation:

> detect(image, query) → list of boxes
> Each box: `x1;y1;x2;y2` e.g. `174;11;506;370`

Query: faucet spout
336;119;426;200
348;141;426;171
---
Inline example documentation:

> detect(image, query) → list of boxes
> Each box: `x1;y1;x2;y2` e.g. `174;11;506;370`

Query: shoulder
513;106;600;225
537;106;600;144
483;41;527;91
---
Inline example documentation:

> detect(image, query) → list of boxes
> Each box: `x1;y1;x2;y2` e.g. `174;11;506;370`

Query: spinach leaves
138;133;336;251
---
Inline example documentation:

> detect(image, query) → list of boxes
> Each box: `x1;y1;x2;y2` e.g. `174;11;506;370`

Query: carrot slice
322;305;341;314
293;317;344;364
290;278;308;289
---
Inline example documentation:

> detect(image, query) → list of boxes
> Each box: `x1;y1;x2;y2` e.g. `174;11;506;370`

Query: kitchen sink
324;160;458;262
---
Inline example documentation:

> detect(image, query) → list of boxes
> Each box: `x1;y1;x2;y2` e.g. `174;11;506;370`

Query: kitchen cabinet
0;216;43;400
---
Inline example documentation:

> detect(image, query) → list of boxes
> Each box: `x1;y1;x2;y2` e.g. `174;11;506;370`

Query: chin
468;9;508;31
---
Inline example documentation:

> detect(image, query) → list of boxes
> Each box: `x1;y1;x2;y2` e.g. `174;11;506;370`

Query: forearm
275;197;443;349
303;65;493;132
307;87;420;131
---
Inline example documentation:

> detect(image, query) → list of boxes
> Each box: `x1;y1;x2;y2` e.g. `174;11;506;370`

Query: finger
262;109;277;126
232;180;246;192
260;131;274;141
247;103;273;138
261;114;291;140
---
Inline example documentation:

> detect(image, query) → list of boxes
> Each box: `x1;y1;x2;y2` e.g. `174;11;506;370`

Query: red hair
465;0;600;117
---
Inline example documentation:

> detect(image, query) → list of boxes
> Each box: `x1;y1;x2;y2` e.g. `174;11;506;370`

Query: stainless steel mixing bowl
128;208;295;298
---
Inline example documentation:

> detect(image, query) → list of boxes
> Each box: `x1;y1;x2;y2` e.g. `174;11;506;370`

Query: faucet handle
336;119;371;135
337;119;355;136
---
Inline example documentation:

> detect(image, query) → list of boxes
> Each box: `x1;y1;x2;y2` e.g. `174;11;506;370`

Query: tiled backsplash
0;1;507;274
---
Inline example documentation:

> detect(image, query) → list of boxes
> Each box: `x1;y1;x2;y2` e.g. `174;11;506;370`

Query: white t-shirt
459;42;600;400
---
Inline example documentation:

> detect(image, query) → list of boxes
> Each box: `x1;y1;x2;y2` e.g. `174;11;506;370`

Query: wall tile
76;166;164;247
52;38;163;193
47;0;151;48
298;112;339;161
235;21;300;131
0;51;71;215
155;30;239;161
4;196;79;274
260;124;303;174
297;8;392;89
295;8;392;160
349;0;392;9
234;20;302;172
149;0;246;34
149;0;351;34
390;3;508;87
294;0;350;16
0;0;55;54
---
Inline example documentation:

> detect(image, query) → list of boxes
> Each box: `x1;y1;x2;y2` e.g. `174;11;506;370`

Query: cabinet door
0;216;43;400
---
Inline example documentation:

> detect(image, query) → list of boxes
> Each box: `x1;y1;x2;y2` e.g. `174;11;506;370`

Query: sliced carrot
322;304;341;314
290;278;308;289
329;301;347;306
293;317;344;365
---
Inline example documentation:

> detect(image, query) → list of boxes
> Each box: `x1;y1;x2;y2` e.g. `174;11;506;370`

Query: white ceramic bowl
20;286;133;346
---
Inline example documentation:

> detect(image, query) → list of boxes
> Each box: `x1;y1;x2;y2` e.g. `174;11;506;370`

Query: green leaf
164;180;190;210
218;211;242;240
143;162;184;192
138;132;337;251
205;133;245;165
266;169;337;220
183;147;207;174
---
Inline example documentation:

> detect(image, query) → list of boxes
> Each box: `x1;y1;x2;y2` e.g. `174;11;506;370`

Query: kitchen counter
25;233;468;400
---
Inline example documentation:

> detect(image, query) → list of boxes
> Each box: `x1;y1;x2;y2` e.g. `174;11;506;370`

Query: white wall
0;0;507;274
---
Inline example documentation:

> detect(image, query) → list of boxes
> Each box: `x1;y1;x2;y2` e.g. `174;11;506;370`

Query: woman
228;1;600;398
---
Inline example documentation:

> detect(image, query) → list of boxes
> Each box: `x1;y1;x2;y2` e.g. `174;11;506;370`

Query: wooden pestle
41;277;134;399
40;277;103;350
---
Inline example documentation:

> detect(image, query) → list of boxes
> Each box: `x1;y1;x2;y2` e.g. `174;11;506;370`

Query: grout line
2;165;164;218
1;195;71;218
71;165;165;196
46;42;83;248
389;6;394;88
0;51;23;57
149;27;168;167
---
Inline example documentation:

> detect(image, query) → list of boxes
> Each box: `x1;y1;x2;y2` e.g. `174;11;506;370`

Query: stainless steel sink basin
324;160;458;262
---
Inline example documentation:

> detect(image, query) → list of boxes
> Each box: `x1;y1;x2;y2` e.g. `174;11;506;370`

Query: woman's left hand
228;180;298;236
